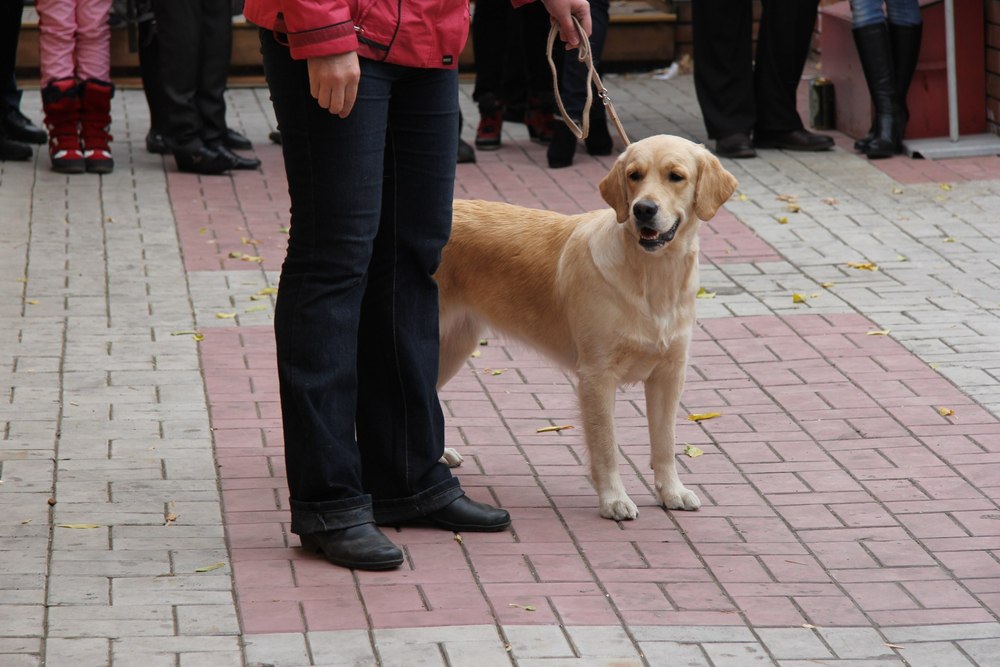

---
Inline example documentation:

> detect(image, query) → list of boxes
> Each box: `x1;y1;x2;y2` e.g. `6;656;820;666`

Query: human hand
307;52;361;118
540;0;592;49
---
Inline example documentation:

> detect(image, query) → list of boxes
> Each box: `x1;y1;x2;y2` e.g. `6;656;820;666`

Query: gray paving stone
503;625;574;658
756;628;833;660
45;637;110;667
818;627;897;659
245;632;311;666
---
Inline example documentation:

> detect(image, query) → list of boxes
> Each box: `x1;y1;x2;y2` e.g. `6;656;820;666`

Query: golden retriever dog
435;135;738;520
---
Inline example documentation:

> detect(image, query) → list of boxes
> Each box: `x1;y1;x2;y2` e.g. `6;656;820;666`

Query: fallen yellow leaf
454;534;463;544
684;445;704;458
820;282;835;288
822;198;837;206
943;237;956;243
258;287;278;296
485;368;507;376
244;305;268;313
170;331;205;342
26;299;39;305
777;216;789;224
939;183;952;191
479;339;489;346
215;312;237;319
776;194;798;202
866;329;891;336
891;187;904;195
688;412;722;422
937;407;955;417
57;524;101;529
697;287;716;299
786;203;801;213
470;350;482;358
194;562;226;573
847;261;879;271
792;293;807;303
537;425;575;433
896;254;908;262
509;604;537;612
737;193;748;201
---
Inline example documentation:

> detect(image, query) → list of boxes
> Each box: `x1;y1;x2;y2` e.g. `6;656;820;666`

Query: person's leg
691;0;754;140
36;0;78;84
1;0;23;110
37;0;85;171
74;0;111;81
76;0;114;173
752;0;832;150
151;0;204;152
197;0;232;148
887;0;922;141
138;17;168;151
547;0;610;167
472;0;510;148
356;65;467;524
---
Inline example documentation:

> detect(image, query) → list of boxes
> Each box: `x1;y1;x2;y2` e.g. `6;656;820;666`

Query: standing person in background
546;0;611;168
1;0;47;161
850;0;922;159
242;0;591;571
470;0;554;151
692;0;833;159
150;0;260;174
36;0;116;173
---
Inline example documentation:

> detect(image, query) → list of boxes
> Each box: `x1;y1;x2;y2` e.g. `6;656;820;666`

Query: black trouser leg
1;0;25;111
151;0;204;150
138;20;166;134
692;0;754;138
752;0;818;134
197;0;232;146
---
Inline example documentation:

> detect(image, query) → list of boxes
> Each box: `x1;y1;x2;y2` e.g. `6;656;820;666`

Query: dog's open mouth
637;218;682;250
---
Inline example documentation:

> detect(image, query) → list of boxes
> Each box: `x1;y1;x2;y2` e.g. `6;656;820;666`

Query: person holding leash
243;0;591;570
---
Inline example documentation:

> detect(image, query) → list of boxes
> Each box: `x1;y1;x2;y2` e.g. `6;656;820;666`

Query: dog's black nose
632;200;658;222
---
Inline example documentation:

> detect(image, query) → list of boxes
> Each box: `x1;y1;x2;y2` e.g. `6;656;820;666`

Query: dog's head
599;135;738;252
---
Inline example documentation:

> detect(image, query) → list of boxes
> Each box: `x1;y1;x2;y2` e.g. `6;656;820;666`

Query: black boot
853;22;900;159
855;22;923;153
889;22;923;143
585;102;613;156
547;121;578;169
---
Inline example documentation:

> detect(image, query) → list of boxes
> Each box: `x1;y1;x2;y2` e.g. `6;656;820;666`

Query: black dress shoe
222;127;253;151
417;495;511;532
146;131;168;155
714;133;756;158
457;137;476;164
3;107;47;144
753;128;834;152
173;146;232;175
300;523;404;571
0;136;32;161
214;144;261;170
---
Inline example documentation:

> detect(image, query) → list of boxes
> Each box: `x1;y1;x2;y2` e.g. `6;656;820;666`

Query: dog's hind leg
437;311;484;467
578;371;639;520
646;362;701;511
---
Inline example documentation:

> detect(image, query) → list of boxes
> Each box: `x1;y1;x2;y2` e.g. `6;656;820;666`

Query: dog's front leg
646;363;701;511
578;372;639;520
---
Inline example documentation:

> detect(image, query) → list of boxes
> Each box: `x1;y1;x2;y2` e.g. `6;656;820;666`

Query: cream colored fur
435;135;738;520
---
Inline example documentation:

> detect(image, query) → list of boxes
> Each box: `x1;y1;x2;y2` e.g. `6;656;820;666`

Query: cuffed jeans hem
289;494;375;535
372;478;464;525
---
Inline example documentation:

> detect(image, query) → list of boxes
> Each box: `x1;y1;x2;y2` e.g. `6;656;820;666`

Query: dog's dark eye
628;171;643;182
668;171;685;183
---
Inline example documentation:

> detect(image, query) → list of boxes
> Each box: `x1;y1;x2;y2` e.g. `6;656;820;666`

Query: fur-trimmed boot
41;78;85;174
79;78;115;174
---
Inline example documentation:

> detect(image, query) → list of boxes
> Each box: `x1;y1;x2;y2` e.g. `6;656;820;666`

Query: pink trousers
36;0;112;83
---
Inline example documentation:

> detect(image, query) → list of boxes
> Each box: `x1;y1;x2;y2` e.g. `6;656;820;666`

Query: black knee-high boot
853;22;900;159
889;22;922;142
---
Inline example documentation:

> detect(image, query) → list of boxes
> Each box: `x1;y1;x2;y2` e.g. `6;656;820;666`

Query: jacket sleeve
277;0;359;60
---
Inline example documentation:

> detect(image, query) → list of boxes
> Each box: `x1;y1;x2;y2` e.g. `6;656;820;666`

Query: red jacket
244;0;472;69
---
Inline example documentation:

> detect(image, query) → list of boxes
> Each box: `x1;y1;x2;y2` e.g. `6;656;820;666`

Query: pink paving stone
603;582;673;611
902;579;982;609
665;581;736;612
795;594;870;626
550;593;621;625
233;559;295;589
239;600;305;634
807;541;880;570
733;595;807;626
302;598;369;631
868;607;996;626
842;582;918;612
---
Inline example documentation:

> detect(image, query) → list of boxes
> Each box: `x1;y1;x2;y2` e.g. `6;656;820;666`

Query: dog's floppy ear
694;147;739;221
599;154;630;224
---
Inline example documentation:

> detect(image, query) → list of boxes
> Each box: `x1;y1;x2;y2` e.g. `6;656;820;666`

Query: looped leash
546;16;631;147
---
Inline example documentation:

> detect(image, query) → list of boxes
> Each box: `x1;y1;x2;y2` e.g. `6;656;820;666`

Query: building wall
671;0;1000;135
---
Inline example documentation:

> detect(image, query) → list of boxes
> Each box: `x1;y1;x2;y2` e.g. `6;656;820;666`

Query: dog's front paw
599;495;639;521
658;484;701;511
440;447;464;467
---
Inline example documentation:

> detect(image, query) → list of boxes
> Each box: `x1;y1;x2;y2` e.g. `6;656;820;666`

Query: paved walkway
2;70;1000;667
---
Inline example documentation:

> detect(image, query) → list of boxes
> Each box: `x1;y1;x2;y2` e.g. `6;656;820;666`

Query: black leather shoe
418;496;511;532
214;144;261;170
146;131;168;155
300;523;404;571
222;127;253;151
753;128;834;152
173;146;232;175
3;107;47;144
457;137;476;164
0;136;32;161
715;133;756;158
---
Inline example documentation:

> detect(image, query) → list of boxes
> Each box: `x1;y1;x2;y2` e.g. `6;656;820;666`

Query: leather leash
546;16;631;147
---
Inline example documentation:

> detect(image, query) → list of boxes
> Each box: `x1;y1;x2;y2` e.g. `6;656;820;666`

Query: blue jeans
260;30;464;535
851;0;922;27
